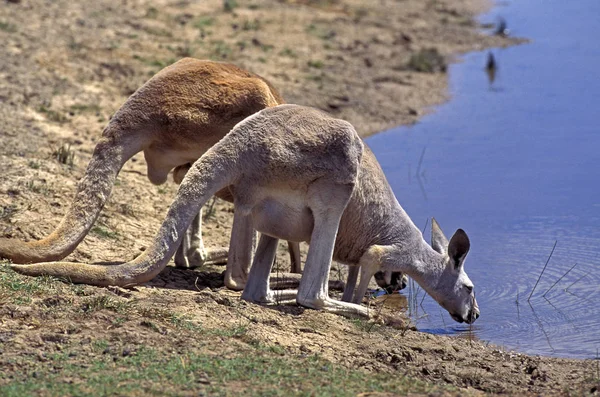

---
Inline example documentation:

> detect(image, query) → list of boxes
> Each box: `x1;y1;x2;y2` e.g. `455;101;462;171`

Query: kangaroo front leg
173;164;227;269
241;234;297;304
174;210;205;268
174;208;228;268
288;242;302;273
352;260;380;304
341;265;359;302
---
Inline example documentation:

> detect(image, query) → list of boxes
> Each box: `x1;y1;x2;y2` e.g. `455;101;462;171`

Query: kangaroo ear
448;229;470;269
431;217;449;254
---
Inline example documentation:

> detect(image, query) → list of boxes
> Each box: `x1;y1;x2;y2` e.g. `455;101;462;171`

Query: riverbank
0;0;597;395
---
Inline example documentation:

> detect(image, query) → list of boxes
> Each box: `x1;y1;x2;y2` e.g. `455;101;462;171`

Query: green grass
52;143;76;166
0;344;445;396
307;59;324;69
194;16;215;29
69;104;102;114
132;55;177;71
24;180;50;195
91;226;119;239
406;48;447;73
0;21;17;33
28;160;41;169
145;6;159;19
80;295;131;314
0;263;68;304
38;105;68;123
242;18;261;31
223;0;238;13
279;47;297;58
212;40;233;59
0;204;17;221
0;264;462;396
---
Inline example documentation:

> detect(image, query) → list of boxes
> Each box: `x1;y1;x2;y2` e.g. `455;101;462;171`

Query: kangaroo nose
466;309;480;324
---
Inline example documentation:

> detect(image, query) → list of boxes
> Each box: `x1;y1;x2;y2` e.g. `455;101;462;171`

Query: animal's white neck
379;209;447;301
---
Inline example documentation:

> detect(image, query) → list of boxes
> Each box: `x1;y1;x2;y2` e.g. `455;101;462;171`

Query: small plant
25;180;49;195
28;160;41;169
0;21;17;33
305;23;336;40
169;313;202;331
223;0;238;12
81;295;130;313
69;103;102;114
0;204;18;221
91;225;118;239
242;18;261;31
132;55;176;70
306;73;324;83
195;16;214;28
214;324;248;338
38;105;68;123
145;6;159;18
307;59;324;69
212;41;233;59
68;38;84;51
118;203;135;217
140;320;163;333
406;48;447;73
279;47;297;58
52;143;75;166
349;317;379;333
176;42;194;57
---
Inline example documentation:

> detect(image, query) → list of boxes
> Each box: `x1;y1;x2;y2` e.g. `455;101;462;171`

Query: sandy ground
0;0;597;395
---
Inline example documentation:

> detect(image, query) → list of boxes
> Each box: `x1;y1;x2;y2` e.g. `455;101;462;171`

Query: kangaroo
11;105;479;323
0;58;396;298
0;58;298;290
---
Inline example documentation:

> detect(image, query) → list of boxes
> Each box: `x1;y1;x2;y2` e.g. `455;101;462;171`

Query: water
366;0;600;359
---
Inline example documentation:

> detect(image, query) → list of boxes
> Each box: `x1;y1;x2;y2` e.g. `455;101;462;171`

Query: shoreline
0;0;597;394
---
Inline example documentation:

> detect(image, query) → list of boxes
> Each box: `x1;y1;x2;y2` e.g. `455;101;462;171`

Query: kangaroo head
429;218;479;324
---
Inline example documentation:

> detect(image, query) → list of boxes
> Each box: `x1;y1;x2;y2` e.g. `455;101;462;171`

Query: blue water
367;0;600;359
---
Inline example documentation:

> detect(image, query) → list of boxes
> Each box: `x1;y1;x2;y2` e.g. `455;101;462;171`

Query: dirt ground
0;0;598;395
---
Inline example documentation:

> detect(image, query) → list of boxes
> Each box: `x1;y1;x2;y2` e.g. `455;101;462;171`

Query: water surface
366;0;600;359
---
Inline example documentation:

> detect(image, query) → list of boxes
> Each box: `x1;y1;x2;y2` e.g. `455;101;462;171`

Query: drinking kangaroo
10;105;479;323
0;58;400;298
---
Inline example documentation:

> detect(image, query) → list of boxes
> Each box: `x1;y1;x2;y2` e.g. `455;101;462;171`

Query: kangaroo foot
174;246;228;269
297;296;370;318
241;288;298;306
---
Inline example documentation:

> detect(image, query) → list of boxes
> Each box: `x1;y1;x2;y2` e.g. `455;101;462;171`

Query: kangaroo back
11;105;363;286
0;59;283;264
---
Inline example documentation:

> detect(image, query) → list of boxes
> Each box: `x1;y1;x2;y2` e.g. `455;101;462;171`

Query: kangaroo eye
465;285;474;294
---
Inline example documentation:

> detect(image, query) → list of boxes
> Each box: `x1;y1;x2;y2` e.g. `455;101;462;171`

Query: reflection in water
485;52;497;86
366;0;600;359
372;292;408;312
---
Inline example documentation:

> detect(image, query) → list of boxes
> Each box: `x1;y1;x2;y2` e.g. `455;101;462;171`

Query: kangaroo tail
0;125;141;264
10;142;239;286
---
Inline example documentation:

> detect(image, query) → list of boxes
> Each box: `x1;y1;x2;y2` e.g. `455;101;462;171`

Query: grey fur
12;105;479;322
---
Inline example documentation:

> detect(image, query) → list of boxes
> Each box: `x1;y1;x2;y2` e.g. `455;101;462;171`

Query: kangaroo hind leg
173;163;228;268
297;181;368;318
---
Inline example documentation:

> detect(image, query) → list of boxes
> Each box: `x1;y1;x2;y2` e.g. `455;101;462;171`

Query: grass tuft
52;143;76;167
406;48;447;73
91;225;119;239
